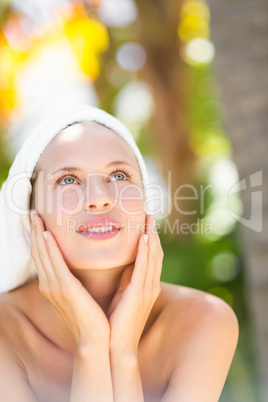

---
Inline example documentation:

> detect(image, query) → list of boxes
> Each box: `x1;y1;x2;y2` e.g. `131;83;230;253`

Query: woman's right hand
30;211;110;347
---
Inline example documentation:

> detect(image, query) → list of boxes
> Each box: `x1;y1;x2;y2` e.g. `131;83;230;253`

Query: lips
76;217;123;233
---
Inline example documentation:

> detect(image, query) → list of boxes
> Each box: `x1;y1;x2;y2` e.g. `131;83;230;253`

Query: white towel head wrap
0;106;149;294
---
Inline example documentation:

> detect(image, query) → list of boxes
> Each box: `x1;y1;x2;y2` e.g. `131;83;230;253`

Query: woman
0;106;238;401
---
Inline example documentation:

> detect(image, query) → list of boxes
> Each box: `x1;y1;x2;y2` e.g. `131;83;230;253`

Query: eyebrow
51;160;137;175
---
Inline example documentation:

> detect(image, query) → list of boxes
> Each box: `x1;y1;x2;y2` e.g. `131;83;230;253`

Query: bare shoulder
0;290;26;347
0;288;38;401
0;329;37;401
160;281;239;335
157;282;239;401
158;282;239;373
0;300;23;361
0;292;20;332
0;282;39;349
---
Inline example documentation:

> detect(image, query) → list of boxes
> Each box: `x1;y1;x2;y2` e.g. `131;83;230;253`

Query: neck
31;264;129;353
70;264;126;314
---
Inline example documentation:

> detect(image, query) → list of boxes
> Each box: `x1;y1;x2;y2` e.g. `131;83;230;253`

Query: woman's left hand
107;214;163;355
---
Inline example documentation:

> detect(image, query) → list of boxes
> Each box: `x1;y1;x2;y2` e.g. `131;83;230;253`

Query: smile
78;226;122;241
85;226;115;233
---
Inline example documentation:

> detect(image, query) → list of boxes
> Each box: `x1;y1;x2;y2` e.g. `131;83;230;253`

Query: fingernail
43;232;48;241
143;234;148;243
30;211;36;223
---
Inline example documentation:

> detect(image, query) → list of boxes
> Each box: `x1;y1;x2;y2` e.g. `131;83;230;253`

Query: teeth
85;226;115;233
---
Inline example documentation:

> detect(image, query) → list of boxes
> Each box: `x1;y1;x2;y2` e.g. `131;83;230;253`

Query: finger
32;213;83;288
43;230;75;285
130;234;148;290
145;219;163;288
31;212;57;283
117;264;134;293
30;220;48;285
150;221;164;285
145;214;152;234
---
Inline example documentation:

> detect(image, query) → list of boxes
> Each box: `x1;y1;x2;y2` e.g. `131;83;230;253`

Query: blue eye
56;175;78;185
63;177;76;184
110;173;127;182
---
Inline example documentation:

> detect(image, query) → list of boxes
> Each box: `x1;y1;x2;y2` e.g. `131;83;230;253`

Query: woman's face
33;122;146;271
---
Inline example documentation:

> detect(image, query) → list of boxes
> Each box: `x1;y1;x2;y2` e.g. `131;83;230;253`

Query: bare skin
0;279;238;402
0;122;239;401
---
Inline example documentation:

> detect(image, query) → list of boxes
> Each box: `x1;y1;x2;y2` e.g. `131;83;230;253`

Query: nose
83;175;114;211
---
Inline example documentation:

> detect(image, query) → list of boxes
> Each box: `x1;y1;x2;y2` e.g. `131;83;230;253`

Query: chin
63;248;135;271
56;231;139;271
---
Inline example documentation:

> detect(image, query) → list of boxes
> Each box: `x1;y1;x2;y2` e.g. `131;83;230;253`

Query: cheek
57;187;84;213
119;186;145;215
118;186;146;238
36;185;84;215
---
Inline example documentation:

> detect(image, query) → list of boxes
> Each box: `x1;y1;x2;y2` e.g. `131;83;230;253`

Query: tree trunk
135;0;196;228
207;1;268;400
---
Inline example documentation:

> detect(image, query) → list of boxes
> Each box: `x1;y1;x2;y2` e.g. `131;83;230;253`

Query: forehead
38;122;139;171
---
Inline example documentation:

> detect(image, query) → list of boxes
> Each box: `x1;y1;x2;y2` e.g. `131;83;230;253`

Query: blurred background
0;0;267;400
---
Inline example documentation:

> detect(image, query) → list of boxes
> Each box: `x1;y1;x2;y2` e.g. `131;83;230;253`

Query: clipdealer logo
227;170;262;232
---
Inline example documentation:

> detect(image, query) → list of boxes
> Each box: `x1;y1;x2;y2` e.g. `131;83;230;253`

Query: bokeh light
98;0;137;27
207;251;240;282
209;159;240;192
182;37;215;65
116;42;146;72
114;80;154;136
208;159;243;236
179;0;210;42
